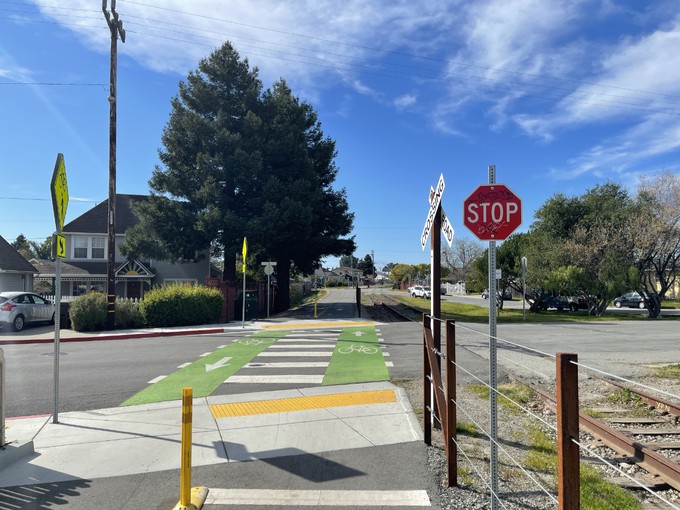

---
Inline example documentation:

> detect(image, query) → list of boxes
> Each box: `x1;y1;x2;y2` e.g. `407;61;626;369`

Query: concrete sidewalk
0;381;423;489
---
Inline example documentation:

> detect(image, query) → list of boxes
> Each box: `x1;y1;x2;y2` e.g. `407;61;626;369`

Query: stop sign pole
463;165;522;510
487;165;500;510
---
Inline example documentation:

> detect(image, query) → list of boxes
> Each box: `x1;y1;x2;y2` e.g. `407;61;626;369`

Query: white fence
40;294;140;304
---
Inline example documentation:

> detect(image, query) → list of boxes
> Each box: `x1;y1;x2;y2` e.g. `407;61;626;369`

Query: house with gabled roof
0;234;38;292
34;194;219;299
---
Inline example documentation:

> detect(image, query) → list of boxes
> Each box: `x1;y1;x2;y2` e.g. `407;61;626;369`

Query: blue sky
2;0;680;271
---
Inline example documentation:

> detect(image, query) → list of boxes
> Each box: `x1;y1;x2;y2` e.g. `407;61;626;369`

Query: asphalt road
2;287;678;419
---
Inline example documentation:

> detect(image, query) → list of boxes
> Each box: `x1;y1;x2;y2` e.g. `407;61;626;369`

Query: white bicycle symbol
338;344;379;355
239;338;274;346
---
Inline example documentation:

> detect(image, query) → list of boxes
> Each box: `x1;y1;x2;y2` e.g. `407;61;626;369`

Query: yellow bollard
173;388;208;510
180;387;192;506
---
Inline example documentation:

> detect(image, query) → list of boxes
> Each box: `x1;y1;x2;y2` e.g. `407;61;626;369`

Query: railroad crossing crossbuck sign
421;173;454;249
463;184;521;241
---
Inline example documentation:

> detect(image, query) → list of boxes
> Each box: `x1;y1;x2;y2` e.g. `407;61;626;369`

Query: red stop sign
463;184;522;241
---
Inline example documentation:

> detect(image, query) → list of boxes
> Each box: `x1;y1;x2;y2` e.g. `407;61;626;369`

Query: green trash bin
235;291;258;321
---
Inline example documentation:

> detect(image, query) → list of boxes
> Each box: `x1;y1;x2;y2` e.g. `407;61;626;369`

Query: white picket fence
40;294;141;304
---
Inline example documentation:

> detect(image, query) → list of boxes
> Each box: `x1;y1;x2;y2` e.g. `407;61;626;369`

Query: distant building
0;234;38;292
34;194;219;299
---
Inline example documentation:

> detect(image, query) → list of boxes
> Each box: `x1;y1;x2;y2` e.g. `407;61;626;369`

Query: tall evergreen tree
254;80;354;311
124;44;354;311
123;42;264;281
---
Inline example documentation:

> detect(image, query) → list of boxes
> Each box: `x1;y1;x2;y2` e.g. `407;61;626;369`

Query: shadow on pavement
0;479;92;509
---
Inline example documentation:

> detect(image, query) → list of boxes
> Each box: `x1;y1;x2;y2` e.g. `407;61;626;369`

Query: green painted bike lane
322;326;389;385
121;331;286;406
121;326;390;406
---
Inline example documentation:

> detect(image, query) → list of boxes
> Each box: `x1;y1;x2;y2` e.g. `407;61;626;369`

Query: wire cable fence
423;316;680;509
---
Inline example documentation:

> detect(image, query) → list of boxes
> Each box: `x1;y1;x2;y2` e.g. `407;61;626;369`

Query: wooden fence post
556;353;580;510
446;320;457;487
423;314;431;446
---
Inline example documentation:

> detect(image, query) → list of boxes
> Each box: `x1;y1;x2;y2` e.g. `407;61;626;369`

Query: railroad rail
515;375;680;492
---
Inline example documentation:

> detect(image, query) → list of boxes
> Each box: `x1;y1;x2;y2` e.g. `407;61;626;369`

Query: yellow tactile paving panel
261;321;375;330
210;389;397;418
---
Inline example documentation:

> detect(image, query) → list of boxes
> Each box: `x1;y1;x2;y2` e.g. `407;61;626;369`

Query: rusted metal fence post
446;320;457;487
556;353;580;510
423;314;431;446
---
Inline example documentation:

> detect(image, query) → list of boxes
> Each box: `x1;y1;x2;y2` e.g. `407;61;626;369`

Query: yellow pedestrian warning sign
50;153;69;231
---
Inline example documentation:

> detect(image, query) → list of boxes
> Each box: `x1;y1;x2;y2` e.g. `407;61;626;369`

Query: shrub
115;298;146;329
69;292;107;332
140;284;223;327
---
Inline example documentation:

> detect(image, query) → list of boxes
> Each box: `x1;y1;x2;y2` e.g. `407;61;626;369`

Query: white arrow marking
205;356;231;372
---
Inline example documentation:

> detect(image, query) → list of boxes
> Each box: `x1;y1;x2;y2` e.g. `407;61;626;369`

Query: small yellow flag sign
242;237;247;273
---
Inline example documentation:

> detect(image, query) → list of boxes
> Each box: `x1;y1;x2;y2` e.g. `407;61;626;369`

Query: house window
74;237;88;258
73;236;106;259
92;237;105;259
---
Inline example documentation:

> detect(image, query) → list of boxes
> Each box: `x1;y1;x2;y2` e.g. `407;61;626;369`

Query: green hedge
69;293;146;331
139;284;223;327
69;292;108;331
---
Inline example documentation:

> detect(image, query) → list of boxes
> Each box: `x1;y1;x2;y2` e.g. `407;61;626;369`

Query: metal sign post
242;238;247;328
487;165;499;510
261;261;277;318
50;153;69;424
463;165;522;510
522;257;527;321
421;173;452;428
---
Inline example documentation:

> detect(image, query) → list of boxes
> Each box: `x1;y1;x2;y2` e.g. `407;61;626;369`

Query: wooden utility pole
102;0;125;330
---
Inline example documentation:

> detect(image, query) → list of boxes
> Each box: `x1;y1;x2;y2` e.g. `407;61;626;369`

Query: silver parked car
0;292;55;332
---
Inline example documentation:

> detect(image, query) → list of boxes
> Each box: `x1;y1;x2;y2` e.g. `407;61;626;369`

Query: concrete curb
0;440;34;472
0;327;228;346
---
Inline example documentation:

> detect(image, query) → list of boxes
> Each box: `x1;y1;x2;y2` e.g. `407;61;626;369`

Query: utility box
235;291;259;321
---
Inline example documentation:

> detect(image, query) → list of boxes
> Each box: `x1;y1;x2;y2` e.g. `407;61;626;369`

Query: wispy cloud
394;94;416;109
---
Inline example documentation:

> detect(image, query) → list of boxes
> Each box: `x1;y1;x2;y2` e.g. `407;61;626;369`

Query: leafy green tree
34;237;53;260
339;254;359;268
527;183;636;315
382;262;396;273
11;234;37;261
357;254;375;276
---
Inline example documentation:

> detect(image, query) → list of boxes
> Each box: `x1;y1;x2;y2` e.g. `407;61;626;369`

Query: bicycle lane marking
120;331;286;406
322;326;390;385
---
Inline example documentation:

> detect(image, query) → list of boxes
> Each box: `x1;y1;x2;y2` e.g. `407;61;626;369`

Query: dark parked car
613;292;645;309
0;292;55;331
542;295;570;311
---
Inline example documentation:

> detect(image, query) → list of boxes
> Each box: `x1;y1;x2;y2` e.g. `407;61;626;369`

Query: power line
3;2;680;116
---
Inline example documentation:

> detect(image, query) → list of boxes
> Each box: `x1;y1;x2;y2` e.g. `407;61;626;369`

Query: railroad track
515;374;680;493
362;291;422;323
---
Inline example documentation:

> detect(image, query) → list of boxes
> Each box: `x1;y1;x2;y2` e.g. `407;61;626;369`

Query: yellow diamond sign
50;153;69;231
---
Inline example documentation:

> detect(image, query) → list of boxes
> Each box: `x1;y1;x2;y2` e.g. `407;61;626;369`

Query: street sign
421;173;445;249
261;261;277;276
241;237;247;273
50;153;69;231
463;184;521;241
55;234;66;259
428;186;454;248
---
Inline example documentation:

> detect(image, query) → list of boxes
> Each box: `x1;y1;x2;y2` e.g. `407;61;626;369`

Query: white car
0;292;55;332
411;286;432;299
